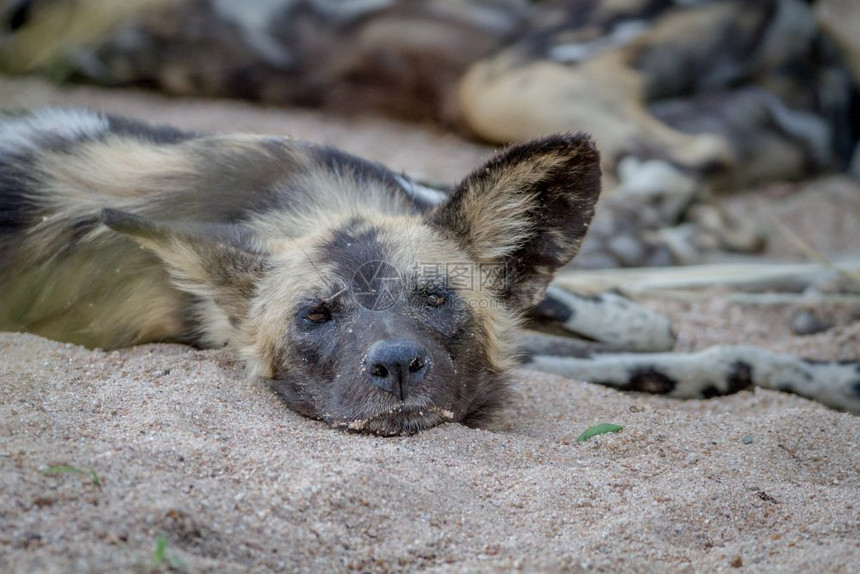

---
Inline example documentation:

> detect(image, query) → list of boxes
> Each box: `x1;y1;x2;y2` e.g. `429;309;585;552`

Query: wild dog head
103;134;600;435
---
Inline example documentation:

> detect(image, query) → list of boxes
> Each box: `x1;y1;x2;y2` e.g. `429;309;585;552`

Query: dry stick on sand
553;259;860;296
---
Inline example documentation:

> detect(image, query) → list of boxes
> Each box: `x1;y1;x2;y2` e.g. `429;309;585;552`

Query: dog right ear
427;133;601;310
101;208;270;322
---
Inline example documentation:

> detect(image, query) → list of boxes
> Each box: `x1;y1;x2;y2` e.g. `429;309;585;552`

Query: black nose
364;339;429;400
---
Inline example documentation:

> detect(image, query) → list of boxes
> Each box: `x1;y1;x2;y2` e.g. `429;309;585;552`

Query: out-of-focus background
2;0;859;270
3;0;860;272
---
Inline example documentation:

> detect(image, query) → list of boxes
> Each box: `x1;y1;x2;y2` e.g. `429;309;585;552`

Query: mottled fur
0;0;525;124
3;0;857;274
459;0;851;185
0;108;601;434
2;0;853;183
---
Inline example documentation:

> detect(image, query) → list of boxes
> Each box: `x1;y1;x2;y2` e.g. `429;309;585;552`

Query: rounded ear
100;208;269;322
427;133;601;309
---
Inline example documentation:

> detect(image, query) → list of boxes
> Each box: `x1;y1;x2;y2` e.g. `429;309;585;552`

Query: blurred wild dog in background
2;0;858;267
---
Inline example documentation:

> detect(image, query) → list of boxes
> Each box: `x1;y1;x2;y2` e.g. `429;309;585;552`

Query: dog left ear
100;208;269;322
428;133;601;309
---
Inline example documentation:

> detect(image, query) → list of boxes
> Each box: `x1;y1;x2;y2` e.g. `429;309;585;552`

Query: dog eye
426;293;446;308
303;307;332;324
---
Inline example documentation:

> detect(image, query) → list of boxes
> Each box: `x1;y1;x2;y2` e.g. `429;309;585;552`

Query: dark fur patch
6;0;32;31
320;221;388;284
311;145;440;212
620;367;677;395
460;377;509;428
701;361;753;398
777;383;795;394
801;358;858;366
634;1;780;99
105;115;193;145
529;294;574;323
1;111;159;156
727;361;754;394
0;158;35;237
61;216;101;252
225;65;272;102
313;145;399;187
518;0;675;60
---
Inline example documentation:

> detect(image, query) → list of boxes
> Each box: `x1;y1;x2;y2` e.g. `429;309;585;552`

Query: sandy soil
1;77;859;572
1;333;858;573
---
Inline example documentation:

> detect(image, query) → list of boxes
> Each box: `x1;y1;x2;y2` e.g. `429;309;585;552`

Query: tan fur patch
459;52;732;173
0;0;171;73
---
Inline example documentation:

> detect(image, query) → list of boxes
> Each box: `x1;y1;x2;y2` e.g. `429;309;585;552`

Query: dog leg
529;285;675;352
526;345;860;414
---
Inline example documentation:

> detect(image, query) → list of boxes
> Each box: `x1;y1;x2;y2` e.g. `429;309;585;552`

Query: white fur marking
549;21;648;63
0;109;109;156
394;175;449;206
616;157;698;199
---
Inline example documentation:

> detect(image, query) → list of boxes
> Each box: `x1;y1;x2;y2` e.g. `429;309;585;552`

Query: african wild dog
1;109;858;435
0;107;602;435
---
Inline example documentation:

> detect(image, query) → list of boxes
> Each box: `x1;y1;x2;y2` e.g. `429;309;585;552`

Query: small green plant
577;423;624;442
151;534;186;570
152;535;168;564
43;464;101;486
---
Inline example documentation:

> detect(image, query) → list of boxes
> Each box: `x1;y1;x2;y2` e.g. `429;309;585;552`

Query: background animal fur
2;0;857;178
2;0;858;268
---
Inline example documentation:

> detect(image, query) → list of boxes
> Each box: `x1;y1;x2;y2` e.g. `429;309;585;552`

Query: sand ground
1;77;858;573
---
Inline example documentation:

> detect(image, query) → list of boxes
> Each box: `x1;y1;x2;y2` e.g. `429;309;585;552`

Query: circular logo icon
351;260;404;311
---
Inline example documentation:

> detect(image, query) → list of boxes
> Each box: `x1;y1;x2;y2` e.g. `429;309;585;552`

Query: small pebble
791;310;831;336
742;435;754;445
